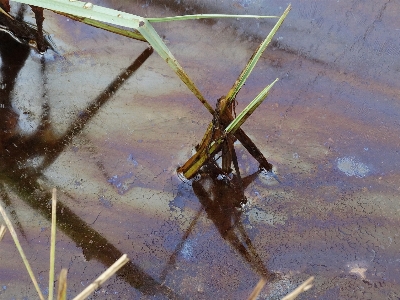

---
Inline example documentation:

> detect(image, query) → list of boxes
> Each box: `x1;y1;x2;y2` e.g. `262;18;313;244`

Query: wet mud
0;0;400;299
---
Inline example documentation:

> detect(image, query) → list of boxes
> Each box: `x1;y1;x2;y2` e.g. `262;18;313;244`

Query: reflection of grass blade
57;269;68;300
224;4;291;106
148;14;278;22
73;254;129;300
224;79;278;134
137;20;214;114
56;12;146;42
0;204;45;300
38;47;153;171
48;188;57;300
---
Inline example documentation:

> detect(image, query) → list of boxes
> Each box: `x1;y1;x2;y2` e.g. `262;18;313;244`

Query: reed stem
0;204;45;300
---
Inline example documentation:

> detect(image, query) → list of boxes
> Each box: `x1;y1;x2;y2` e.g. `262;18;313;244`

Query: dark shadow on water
0;26;181;297
1;4;275;297
193;162;275;280
162;161;276;283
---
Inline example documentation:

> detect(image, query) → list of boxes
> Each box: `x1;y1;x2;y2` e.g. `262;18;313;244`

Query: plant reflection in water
0;8;182;297
162;160;277;284
0;4;277;298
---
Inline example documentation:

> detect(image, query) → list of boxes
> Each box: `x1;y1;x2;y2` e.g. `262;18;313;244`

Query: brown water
1;0;400;299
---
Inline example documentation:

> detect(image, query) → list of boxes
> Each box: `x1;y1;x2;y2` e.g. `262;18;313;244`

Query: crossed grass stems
0;0;309;299
6;0;291;180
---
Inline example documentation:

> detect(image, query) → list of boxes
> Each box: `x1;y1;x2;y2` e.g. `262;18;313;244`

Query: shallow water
0;0;400;299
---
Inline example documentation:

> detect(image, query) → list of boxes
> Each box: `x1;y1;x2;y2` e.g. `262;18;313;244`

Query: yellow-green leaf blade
225;4;291;104
147;14;279;23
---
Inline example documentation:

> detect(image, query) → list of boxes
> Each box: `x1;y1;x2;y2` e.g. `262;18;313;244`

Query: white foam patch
346;260;369;280
337;156;370;178
181;240;196;260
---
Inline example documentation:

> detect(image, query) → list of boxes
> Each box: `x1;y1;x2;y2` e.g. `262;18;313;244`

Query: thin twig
48;188;57;300
73;254;129;300
0;204;45;300
247;277;267;300
57;268;68;300
281;276;314;300
0;224;6;241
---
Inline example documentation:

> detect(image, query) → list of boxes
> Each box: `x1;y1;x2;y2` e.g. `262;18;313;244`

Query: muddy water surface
0;0;399;299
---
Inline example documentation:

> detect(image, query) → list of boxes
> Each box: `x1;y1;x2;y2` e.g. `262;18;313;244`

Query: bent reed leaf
11;0;278;114
147;14;279;22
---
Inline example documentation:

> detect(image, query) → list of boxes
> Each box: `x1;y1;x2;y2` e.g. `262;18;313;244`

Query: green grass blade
147;14;278;22
12;0;143;29
180;79;278;178
225;78;278;134
225;4;291;105
57;12;146;42
11;0;214;113
137;20;214;114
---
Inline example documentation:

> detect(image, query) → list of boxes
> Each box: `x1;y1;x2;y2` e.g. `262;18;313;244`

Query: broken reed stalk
178;79;278;179
0;224;6;241
72;254;129;300
178;5;290;179
247;277;267;300
0;204;45;300
48;188;57;300
281;276;314;300
57;268;68;300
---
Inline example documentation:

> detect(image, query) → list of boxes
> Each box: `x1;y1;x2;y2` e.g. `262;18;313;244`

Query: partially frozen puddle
1;0;400;298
